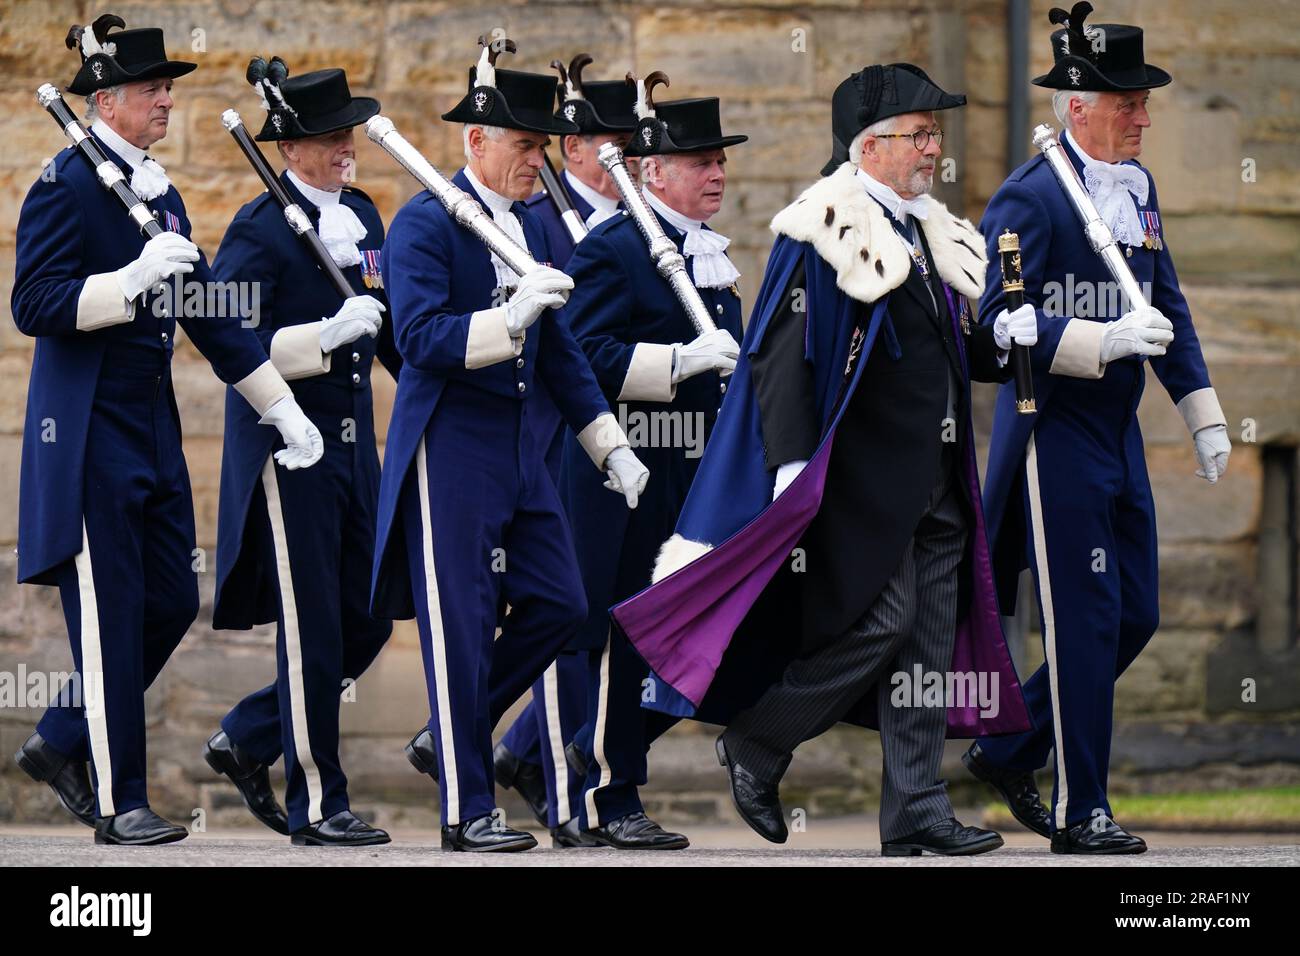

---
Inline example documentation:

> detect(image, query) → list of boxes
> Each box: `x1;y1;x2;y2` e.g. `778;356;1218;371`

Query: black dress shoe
584;811;689;850
203;730;289;835
405;728;439;781
94;807;188;846
565;742;590;780
442;814;537;852
962;743;1051;838
551;818;602;849
881;817;1005;857
291;809;391;847
493;743;549;827
715;735;787;844
1051;814;1147;854
15;732;95;828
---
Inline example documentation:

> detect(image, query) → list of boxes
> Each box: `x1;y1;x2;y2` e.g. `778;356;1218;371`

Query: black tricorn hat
442;37;580;136
1032;3;1171;92
551;55;637;134
65;14;197;96
623;73;747;157
821;62;965;176
248;59;380;142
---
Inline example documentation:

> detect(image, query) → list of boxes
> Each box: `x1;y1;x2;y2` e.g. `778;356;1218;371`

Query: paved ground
3;818;1296;866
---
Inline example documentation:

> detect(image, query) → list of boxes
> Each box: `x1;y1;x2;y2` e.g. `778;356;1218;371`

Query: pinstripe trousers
723;458;966;840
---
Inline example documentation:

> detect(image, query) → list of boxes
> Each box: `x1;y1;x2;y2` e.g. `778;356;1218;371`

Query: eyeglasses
874;128;944;151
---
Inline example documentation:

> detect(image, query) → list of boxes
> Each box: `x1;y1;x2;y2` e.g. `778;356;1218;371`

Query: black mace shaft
998;228;1036;415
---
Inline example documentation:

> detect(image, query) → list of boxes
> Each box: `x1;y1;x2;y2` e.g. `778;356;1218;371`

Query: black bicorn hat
622;72;748;157
550;54;637;134
1032;3;1171;93
247;57;380;142
65;13;197;96
821;62;966;176
441;37;580;136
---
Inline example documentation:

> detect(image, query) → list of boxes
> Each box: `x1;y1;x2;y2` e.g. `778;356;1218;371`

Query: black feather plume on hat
1049;2;1099;63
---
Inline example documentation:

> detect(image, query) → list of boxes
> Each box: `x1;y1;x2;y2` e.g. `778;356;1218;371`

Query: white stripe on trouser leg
261;457;325;824
541;663;570;824
75;519;114;817
1025;434;1069;830
583;632;614;827
415;440;460;825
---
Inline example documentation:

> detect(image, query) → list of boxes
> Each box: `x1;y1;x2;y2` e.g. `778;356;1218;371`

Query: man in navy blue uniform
205;63;401;847
488;58;639;848
559;93;747;849
371;41;648;852
11;16;323;845
966;4;1231;854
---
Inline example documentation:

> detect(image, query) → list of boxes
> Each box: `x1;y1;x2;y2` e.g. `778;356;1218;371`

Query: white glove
672;329;741;383
505;267;574;336
1100;306;1174;363
603;446;649;509
259;395;324;470
772;459;807;501
115;232;200;301
1193;424;1231;483
319;295;385;352
993;303;1038;351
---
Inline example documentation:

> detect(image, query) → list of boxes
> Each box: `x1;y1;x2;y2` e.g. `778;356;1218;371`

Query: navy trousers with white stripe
35;348;199;818
499;651;590;827
221;390;392;832
975;386;1159;832
401;382;587;827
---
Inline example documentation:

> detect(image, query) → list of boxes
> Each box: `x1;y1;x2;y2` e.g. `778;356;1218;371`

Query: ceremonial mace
997;230;1037;414
595;71;718;339
221;108;355;301
37;83;166;240
365;115;541;280
1032;123;1149;312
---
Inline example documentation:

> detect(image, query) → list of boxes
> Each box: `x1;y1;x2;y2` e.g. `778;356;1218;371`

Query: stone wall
1;0;1297;827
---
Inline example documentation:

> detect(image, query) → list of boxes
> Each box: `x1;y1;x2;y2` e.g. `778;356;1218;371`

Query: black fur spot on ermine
825;206;835;226
839;225;851;239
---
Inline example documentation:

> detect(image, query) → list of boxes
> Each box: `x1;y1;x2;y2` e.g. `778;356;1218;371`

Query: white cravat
92;119;172;202
464;166;528;291
286;169;366;268
563;170;620;228
643;188;740;290
1065;128;1149;249
855;166;931;228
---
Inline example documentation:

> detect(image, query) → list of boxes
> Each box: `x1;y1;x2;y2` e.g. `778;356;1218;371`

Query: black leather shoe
405;728;439;781
584;811;689;850
15;732;95;827
962;743;1051;838
716;735;787;844
494;743;549;827
94;807;188;846
1051;814;1147;854
551;818;602;849
881;817;1004;857
565;742;590;780
291;809;390;847
442;814;537;852
203;730;289;835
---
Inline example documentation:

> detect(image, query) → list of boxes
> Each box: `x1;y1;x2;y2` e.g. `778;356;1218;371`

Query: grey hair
85;85;126;121
462;123;508;161
1052;89;1101;129
848;114;902;165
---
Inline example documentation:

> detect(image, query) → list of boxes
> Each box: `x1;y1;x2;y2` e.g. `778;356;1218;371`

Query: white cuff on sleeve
617;343;679;403
577;411;629;470
269;322;332;380
1049;318;1106;379
1177;387;1227;435
233;360;293;417
466;307;525;369
76;272;136;331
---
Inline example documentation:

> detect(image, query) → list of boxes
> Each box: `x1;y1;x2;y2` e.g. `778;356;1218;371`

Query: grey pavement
2;818;1296;866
